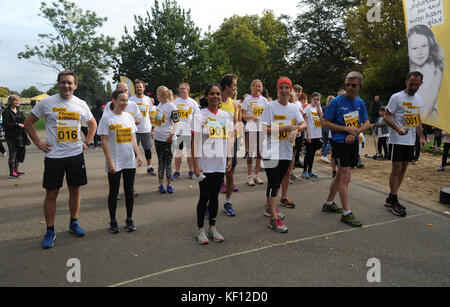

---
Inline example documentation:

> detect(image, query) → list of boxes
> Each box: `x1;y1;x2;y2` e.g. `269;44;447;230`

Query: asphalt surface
0;140;449;287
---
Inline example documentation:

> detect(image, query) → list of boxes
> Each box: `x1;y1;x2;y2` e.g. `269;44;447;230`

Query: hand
396;127;409;136
108;162;116;174
166;135;173;143
226;158;233;172
420;137;427;149
283;125;297;133
18;123;25;128
194;167;203;177
137;156;143;168
151;131;155;139
253;117;259;122
82;142;89;151
38;142;52;153
307;136;312;144
345;135;355;144
346;126;360;137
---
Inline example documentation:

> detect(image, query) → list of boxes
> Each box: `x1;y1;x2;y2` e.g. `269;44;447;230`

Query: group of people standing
17;67;439;249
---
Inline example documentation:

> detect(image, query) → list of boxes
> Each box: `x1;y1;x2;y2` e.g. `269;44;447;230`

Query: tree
20;86;43;98
0;87;9;97
17;0;115;102
114;0;205;96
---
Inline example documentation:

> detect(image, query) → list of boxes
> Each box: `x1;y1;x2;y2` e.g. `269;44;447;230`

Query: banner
119;76;135;97
402;0;449;133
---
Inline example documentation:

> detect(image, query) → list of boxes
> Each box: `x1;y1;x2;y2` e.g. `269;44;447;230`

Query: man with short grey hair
322;71;370;227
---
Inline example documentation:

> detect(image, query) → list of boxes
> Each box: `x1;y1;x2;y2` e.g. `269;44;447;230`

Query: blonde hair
326;95;335;106
157;86;174;102
8;94;20;107
250;79;263;91
289;91;297;103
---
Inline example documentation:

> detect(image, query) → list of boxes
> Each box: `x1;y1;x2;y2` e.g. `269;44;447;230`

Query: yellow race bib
208;122;228;139
344;111;360;128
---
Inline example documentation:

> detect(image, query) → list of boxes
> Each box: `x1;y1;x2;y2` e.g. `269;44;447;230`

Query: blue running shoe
125;219;137;232
167;185;174;194
171;172;181;181
42;230;56;249
69;221;85;237
224;202;236;216
188;171;194;179
309;171;318;178
302;171;310;179
158;184;166;194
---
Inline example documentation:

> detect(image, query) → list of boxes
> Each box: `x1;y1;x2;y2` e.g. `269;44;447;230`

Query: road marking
109;213;427;287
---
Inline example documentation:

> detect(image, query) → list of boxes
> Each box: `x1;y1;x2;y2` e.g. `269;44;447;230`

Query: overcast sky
0;0;301;94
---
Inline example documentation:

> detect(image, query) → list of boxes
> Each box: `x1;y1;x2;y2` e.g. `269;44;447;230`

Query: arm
131;133;143;167
101;135;115;174
84;118;97;150
24;113;52;153
384;110;408;136
191;132;203;176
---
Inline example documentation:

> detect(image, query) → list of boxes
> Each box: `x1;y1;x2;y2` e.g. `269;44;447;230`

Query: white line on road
109;213;427;287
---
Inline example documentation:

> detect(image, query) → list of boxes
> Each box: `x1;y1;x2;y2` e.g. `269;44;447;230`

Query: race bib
208;121;228;139
153;112;165;128
253;107;264;117
137;104;148;118
56;111;80;143
344;111;360;128
403;103;420;127
274;117;295;141
312;113;321;128
116;128;132;144
178;109;190;119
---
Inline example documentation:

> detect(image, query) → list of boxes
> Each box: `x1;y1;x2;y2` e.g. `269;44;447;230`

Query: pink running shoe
220;183;226;193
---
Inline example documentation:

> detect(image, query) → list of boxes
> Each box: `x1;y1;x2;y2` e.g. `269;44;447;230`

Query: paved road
0;141;449;287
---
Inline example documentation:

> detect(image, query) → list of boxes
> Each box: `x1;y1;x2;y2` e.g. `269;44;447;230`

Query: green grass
423;142;444;155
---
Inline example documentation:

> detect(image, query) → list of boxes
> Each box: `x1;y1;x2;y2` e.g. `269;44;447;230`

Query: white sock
226;198;231;204
344;210;352;216
327;201;334;206
148;165;153;169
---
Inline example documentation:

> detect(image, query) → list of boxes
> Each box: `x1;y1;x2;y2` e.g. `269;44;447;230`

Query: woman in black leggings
192;83;232;244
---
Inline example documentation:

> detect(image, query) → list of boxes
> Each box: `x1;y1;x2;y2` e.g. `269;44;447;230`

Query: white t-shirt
153;101;178;142
31;94;93;159
443;131;450;144
129;95;153;134
242;95;268;132
191;108;233;174
386;91;423;146
174;97;200;136
260;101;305;161
304;105;323;139
97;111;137;172
104;100;143;125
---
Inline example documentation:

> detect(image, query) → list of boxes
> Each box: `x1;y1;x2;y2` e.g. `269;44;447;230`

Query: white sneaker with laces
321;156;331;163
197;229;209;245
247;176;255;186
253;175;264;185
208;227;224;243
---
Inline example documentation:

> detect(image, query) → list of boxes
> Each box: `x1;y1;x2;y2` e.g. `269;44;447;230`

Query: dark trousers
442;143;450;167
304;139;321;172
107;169;136;221
0;141;5;154
155;140;174;180
378;137;388;158
414;134;421;162
197;173;224;228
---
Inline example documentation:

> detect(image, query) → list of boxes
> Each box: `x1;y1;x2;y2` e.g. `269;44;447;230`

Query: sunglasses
345;83;359;88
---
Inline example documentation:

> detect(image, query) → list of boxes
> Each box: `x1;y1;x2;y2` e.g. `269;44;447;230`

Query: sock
47;226;55;232
148;165;153;169
327;201;334;206
343;210;352;216
70;218;78;224
226;198;231;204
388;193;398;201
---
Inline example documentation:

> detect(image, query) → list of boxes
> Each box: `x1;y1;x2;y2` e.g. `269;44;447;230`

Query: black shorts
331;141;359;168
389;144;415;162
264;160;291;197
43;153;88;190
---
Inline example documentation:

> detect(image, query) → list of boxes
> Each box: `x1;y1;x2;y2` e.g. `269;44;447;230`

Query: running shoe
171;172;181;181
332;171;337;178
69;221;86;237
167;185;174;194
224;202;236;216
280;198;295;209
320;156;331;164
207;228;224;243
220;183;226;193
268;218;288;233
41;230;56;249
437;166;445;172
309;171;318;178
125;219;137;232
247;176;255;186
264;207;286;220
8;172;20;179
385;199;406;217
233;185;239;192
302;171;310;179
322;202;343;213
341;213;363;227
254;176;264;185
16;170;25;176
290;174;301;182
158;184;166;194
147;167;156;176
197;229;209;245
188;171;194;179
109;221;120;234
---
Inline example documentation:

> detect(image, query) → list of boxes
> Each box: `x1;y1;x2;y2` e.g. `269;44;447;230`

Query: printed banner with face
119;76;136;97
402;0;449;133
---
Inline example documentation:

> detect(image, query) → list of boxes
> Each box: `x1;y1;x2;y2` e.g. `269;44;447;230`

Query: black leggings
7;141;25;175
264;160;291;197
442;143;450;167
304;139;321;172
155;140;173;180
197;172;224;228
378;137;388;157
107;168;136;221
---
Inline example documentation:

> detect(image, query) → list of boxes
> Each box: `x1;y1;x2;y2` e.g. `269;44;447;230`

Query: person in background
437;130;450;172
433;127;443;150
371;106;390;159
91;99;105;149
320;95;334;164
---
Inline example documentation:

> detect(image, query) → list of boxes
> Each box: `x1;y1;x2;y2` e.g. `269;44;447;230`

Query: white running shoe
207;228;224;243
254;175;264;185
268;218;288;233
321;156;331;163
247;176;255;186
264;207;286;220
197;229;209;245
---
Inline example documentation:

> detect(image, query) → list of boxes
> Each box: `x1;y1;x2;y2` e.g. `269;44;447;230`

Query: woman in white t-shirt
98;89;143;234
192;83;233;244
242;80;268;186
303;92;324;179
152;86;179;194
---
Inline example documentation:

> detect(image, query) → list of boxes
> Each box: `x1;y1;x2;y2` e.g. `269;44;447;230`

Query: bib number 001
209;125;227;139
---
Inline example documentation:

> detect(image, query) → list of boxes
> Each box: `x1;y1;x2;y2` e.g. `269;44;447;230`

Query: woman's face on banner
408;33;430;67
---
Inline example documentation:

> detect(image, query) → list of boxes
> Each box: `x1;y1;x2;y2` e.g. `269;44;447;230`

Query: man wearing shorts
172;82;200;180
384;71;426;217
25;70;97;249
323;71;370;227
129;80;155;176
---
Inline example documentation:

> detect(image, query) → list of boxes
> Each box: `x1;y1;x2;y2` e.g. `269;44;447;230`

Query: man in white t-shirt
384;71;426;217
24;70;97;249
129;80;156;176
172;82;200;180
104;83;142;126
